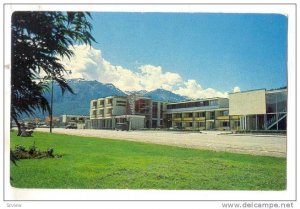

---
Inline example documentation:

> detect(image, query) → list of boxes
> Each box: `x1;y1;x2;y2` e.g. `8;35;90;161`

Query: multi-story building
89;95;166;130
61;114;90;128
165;98;230;130
89;87;287;131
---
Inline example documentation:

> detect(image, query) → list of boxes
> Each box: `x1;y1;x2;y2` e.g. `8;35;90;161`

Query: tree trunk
12;115;21;136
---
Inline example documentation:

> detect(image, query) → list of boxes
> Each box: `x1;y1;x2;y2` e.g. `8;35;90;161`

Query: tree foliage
11;11;95;132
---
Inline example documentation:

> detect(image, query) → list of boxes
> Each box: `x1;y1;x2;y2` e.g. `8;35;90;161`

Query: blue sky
64;12;287;98
90;12;287;91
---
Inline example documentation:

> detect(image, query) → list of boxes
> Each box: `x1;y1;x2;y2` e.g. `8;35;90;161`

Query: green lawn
10;131;286;190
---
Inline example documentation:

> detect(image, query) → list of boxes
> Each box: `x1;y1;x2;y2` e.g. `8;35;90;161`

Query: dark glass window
277;91;287;112
209;100;218;106
222;121;229;127
266;91;287;113
266;93;277;113
196;112;205;117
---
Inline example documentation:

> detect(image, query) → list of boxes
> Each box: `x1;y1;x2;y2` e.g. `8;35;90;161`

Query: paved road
36;128;286;157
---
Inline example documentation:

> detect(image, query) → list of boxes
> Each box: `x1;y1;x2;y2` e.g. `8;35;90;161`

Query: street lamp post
50;77;54;133
48;70;71;133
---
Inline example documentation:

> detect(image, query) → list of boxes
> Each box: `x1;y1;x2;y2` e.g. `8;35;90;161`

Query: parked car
115;123;129;131
24;122;36;129
65;124;77;129
169;126;183;131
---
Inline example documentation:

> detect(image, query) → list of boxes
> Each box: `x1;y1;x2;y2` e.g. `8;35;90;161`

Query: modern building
165;98;230;131
44;116;61;127
89;95;166;130
61;114;90;129
229;88;287;131
89;87;287;131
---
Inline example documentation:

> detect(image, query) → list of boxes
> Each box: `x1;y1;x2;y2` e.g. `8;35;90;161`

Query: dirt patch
35;128;287;157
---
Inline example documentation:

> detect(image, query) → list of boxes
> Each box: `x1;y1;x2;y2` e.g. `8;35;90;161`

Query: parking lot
36;128;286;157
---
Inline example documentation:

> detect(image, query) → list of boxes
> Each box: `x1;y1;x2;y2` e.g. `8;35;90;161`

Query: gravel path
36;128;286;157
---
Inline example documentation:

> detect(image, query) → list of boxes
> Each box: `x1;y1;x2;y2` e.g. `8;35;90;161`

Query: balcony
97;113;104;118
230;115;240;120
195;117;205;121
172;118;182;121
216;116;230;120
182;117;193;121
90;114;97;119
106;113;112;117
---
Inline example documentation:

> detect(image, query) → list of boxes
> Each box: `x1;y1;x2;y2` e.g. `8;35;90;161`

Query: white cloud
233;86;241;93
173;80;228;99
139;65;182;91
59;45;233;99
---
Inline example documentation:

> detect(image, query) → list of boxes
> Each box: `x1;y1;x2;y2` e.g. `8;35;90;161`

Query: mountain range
38;79;188;118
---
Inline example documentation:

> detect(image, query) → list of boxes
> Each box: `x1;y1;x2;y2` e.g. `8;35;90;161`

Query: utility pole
50;77;54;133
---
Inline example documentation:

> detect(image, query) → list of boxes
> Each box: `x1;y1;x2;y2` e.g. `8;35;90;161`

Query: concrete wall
229;89;266;116
129;117;145;130
112;98;127;116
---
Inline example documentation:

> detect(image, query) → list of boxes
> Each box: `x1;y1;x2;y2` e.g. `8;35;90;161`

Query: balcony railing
194;117;205;121
173;118;182;121
182;117;193;121
230;115;240;120
216;116;229;120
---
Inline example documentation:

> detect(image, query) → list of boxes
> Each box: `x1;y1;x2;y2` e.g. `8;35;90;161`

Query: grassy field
10;131;286;190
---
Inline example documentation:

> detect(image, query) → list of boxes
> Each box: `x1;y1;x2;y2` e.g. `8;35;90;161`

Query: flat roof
228;88;266;95
62;114;89;117
166;97;227;105
228;87;287;95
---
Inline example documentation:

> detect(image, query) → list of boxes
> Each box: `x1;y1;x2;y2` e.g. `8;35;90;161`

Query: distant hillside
144;89;188;102
30;79;188;119
41;79;126;117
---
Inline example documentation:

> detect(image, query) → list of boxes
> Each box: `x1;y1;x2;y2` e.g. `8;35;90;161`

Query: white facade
229;89;266;116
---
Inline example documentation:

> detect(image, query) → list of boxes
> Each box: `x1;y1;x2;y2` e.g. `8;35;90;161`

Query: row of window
174;121;229;127
170;111;228;118
167;100;219;110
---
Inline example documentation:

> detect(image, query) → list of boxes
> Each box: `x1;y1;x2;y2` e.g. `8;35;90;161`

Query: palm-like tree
11;12;96;133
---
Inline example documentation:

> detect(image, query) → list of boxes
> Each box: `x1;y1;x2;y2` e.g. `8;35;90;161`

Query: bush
12;143;61;160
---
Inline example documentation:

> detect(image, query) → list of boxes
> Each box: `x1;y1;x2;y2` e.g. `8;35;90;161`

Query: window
266;91;287;113
92;101;97;108
198;122;205;127
209;100;218;106
222;121;229;127
198;112;205;117
99;100;104;106
276;91;287;113
116;100;127;107
184;113;193;117
203;101;209;106
266;93;277;113
219;111;229;116
174;113;182;118
152;102;158;118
